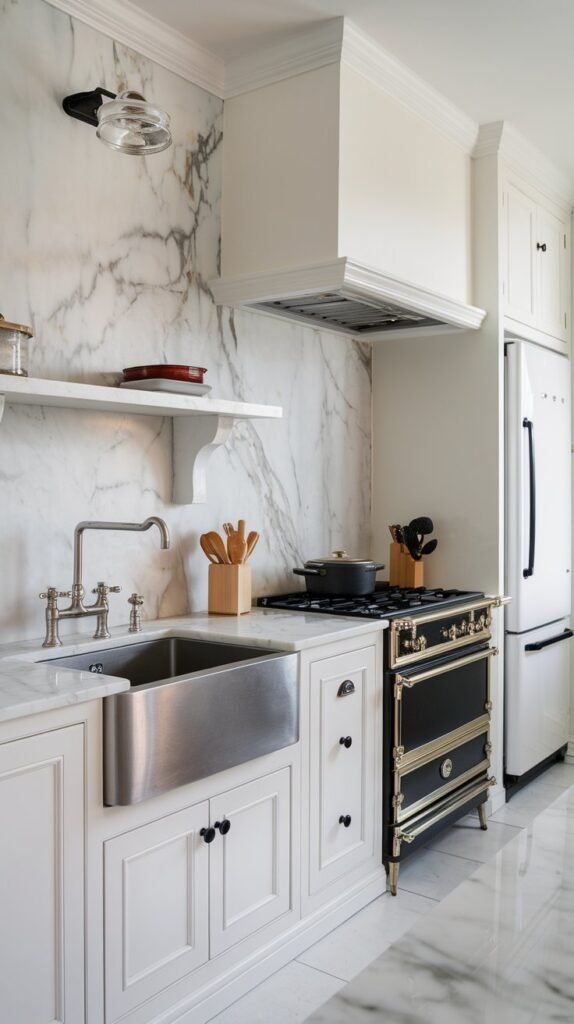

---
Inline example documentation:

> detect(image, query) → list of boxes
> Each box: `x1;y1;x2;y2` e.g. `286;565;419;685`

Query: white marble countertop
0;609;387;724
309;784;574;1023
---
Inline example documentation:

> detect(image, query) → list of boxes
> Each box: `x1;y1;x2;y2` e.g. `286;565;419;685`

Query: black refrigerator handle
522;417;536;579
525;629;574;652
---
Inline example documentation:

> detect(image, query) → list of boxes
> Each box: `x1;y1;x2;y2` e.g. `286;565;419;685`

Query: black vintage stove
258;583;483;620
259;582;502;895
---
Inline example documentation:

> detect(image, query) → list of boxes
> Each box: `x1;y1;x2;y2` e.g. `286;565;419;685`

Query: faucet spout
141;516;170;550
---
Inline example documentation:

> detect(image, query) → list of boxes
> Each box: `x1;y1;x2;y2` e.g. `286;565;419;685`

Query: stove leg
478;803;488;831
388;862;399;896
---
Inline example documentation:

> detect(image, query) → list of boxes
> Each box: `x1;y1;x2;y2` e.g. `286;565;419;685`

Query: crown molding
224;19;344;99
340;23;478;154
43;0;225;97
474;121;574;208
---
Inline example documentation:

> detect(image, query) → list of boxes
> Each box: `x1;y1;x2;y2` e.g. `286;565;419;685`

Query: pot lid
0;314;33;337
307;550;377;566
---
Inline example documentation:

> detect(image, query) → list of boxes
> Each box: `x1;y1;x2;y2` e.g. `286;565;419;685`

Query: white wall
0;0;371;644
338;63;472;302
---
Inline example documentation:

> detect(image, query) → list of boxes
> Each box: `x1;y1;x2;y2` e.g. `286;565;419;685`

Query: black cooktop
258;584;484;620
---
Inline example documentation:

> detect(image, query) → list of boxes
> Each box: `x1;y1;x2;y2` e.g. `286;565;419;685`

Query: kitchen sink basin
43;636;299;805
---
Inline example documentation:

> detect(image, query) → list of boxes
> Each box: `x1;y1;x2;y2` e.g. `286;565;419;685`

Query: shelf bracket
172;414;235;503
0;395;5;425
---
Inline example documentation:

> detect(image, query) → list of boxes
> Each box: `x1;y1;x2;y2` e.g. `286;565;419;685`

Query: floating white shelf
0;376;283;504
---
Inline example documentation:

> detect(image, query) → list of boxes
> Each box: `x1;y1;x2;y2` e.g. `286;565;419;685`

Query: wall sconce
62;87;172;155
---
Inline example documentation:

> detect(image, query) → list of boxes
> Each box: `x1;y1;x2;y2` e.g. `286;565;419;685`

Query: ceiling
130;0;574;178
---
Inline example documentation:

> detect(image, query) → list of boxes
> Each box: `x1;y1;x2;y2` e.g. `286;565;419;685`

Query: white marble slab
0;611;386;723
309;785;574;1023
0;0;372;646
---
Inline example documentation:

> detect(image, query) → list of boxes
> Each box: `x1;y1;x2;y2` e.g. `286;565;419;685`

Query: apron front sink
44;636;299;805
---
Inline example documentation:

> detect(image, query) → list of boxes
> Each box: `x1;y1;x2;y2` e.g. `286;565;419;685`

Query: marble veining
309;785;574;1023
0;0;372;644
0;611;386;722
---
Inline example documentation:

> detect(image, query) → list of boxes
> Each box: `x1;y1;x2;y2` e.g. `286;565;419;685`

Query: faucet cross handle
92;582;122;597
39;587;71;601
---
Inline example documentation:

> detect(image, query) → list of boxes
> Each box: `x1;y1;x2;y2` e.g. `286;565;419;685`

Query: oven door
387;644;498;838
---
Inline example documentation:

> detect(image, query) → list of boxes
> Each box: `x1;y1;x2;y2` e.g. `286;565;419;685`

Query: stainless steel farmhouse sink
45;636;299;805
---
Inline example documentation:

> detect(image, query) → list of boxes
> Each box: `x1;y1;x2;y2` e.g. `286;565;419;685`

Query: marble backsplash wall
0;0;371;643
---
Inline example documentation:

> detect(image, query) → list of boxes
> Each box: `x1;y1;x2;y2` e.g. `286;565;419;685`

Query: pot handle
293;567;326;578
374;563;385;572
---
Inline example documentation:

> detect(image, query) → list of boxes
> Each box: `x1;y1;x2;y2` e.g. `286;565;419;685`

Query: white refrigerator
505;340;572;779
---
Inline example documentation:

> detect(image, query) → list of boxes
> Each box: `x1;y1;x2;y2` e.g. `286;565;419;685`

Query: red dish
123;364;208;384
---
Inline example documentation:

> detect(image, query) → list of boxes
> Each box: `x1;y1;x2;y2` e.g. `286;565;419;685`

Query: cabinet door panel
0;725;84;1024
209;768;291;957
105;803;209;1020
504;182;537;327
537;206;568;342
309;645;377;895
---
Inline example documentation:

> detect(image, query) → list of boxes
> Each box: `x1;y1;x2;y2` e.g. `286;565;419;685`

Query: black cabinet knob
537;242;547;252
339;814;352;828
339;735;353;749
214;819;231;835
200;826;216;844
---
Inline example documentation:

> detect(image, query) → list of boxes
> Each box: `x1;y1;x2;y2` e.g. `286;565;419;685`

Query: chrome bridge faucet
39;517;170;648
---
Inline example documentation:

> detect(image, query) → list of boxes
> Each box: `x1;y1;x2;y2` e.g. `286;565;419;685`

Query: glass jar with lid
0;314;33;376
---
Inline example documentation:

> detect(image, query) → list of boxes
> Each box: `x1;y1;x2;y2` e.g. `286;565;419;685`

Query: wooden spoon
199;534;219;563
245;531;259;560
206;531;229;564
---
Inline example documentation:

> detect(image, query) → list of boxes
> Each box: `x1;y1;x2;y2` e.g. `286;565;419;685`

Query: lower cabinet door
0;725;85;1024
309;645;377;894
209;768;292;957
104;802;210;1021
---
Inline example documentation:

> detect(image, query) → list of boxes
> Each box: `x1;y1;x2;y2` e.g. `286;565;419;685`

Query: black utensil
403;524;422;561
421;539;438;557
409;516;434;537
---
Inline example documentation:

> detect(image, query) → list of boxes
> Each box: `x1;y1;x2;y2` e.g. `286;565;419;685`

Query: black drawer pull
214;819;231;835
525;628;573;652
536;242;547;252
339;735;353;748
200;827;216;844
339;814;352;828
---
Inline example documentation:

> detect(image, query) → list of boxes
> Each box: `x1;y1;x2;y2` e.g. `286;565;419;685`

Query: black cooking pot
293;551;385;597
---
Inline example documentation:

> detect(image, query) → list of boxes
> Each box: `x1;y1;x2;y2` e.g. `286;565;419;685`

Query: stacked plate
120;364;211;396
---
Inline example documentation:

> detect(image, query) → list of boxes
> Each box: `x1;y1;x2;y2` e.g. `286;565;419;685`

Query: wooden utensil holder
208;564;252;615
389;542;424;588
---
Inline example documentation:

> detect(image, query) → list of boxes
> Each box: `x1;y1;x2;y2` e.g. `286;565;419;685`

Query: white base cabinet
0;626;384;1024
0;724;85;1024
104;768;293;1022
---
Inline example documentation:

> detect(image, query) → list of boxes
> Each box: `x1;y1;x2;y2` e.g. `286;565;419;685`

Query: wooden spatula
199;534;219;563
206;531;229;564
227;529;247;564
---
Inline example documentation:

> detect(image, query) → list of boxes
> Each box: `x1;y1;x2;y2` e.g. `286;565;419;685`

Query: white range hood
210;22;486;340
211;257;485;341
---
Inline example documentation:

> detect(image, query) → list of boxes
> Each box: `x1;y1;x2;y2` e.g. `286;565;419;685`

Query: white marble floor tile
397;848;483;900
490;780;565;828
207;960;343;1024
425;814;520;862
297;889;435;982
534;760;574;790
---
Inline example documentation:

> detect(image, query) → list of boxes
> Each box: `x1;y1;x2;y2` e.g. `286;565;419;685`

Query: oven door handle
396;646;498;688
524;628;573;652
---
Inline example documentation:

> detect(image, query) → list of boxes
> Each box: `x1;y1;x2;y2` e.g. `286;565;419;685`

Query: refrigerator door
506;341;571;632
505;620;572;776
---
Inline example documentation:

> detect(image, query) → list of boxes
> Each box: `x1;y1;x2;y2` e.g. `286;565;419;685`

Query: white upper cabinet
502;175;570;348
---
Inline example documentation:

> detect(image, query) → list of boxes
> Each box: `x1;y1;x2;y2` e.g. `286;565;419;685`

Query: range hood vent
211;259;486;341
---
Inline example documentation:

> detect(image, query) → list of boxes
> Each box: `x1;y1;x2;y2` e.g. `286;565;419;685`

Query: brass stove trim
389;596;508;669
394;759;491;823
392;775;496;856
395;714;490;773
